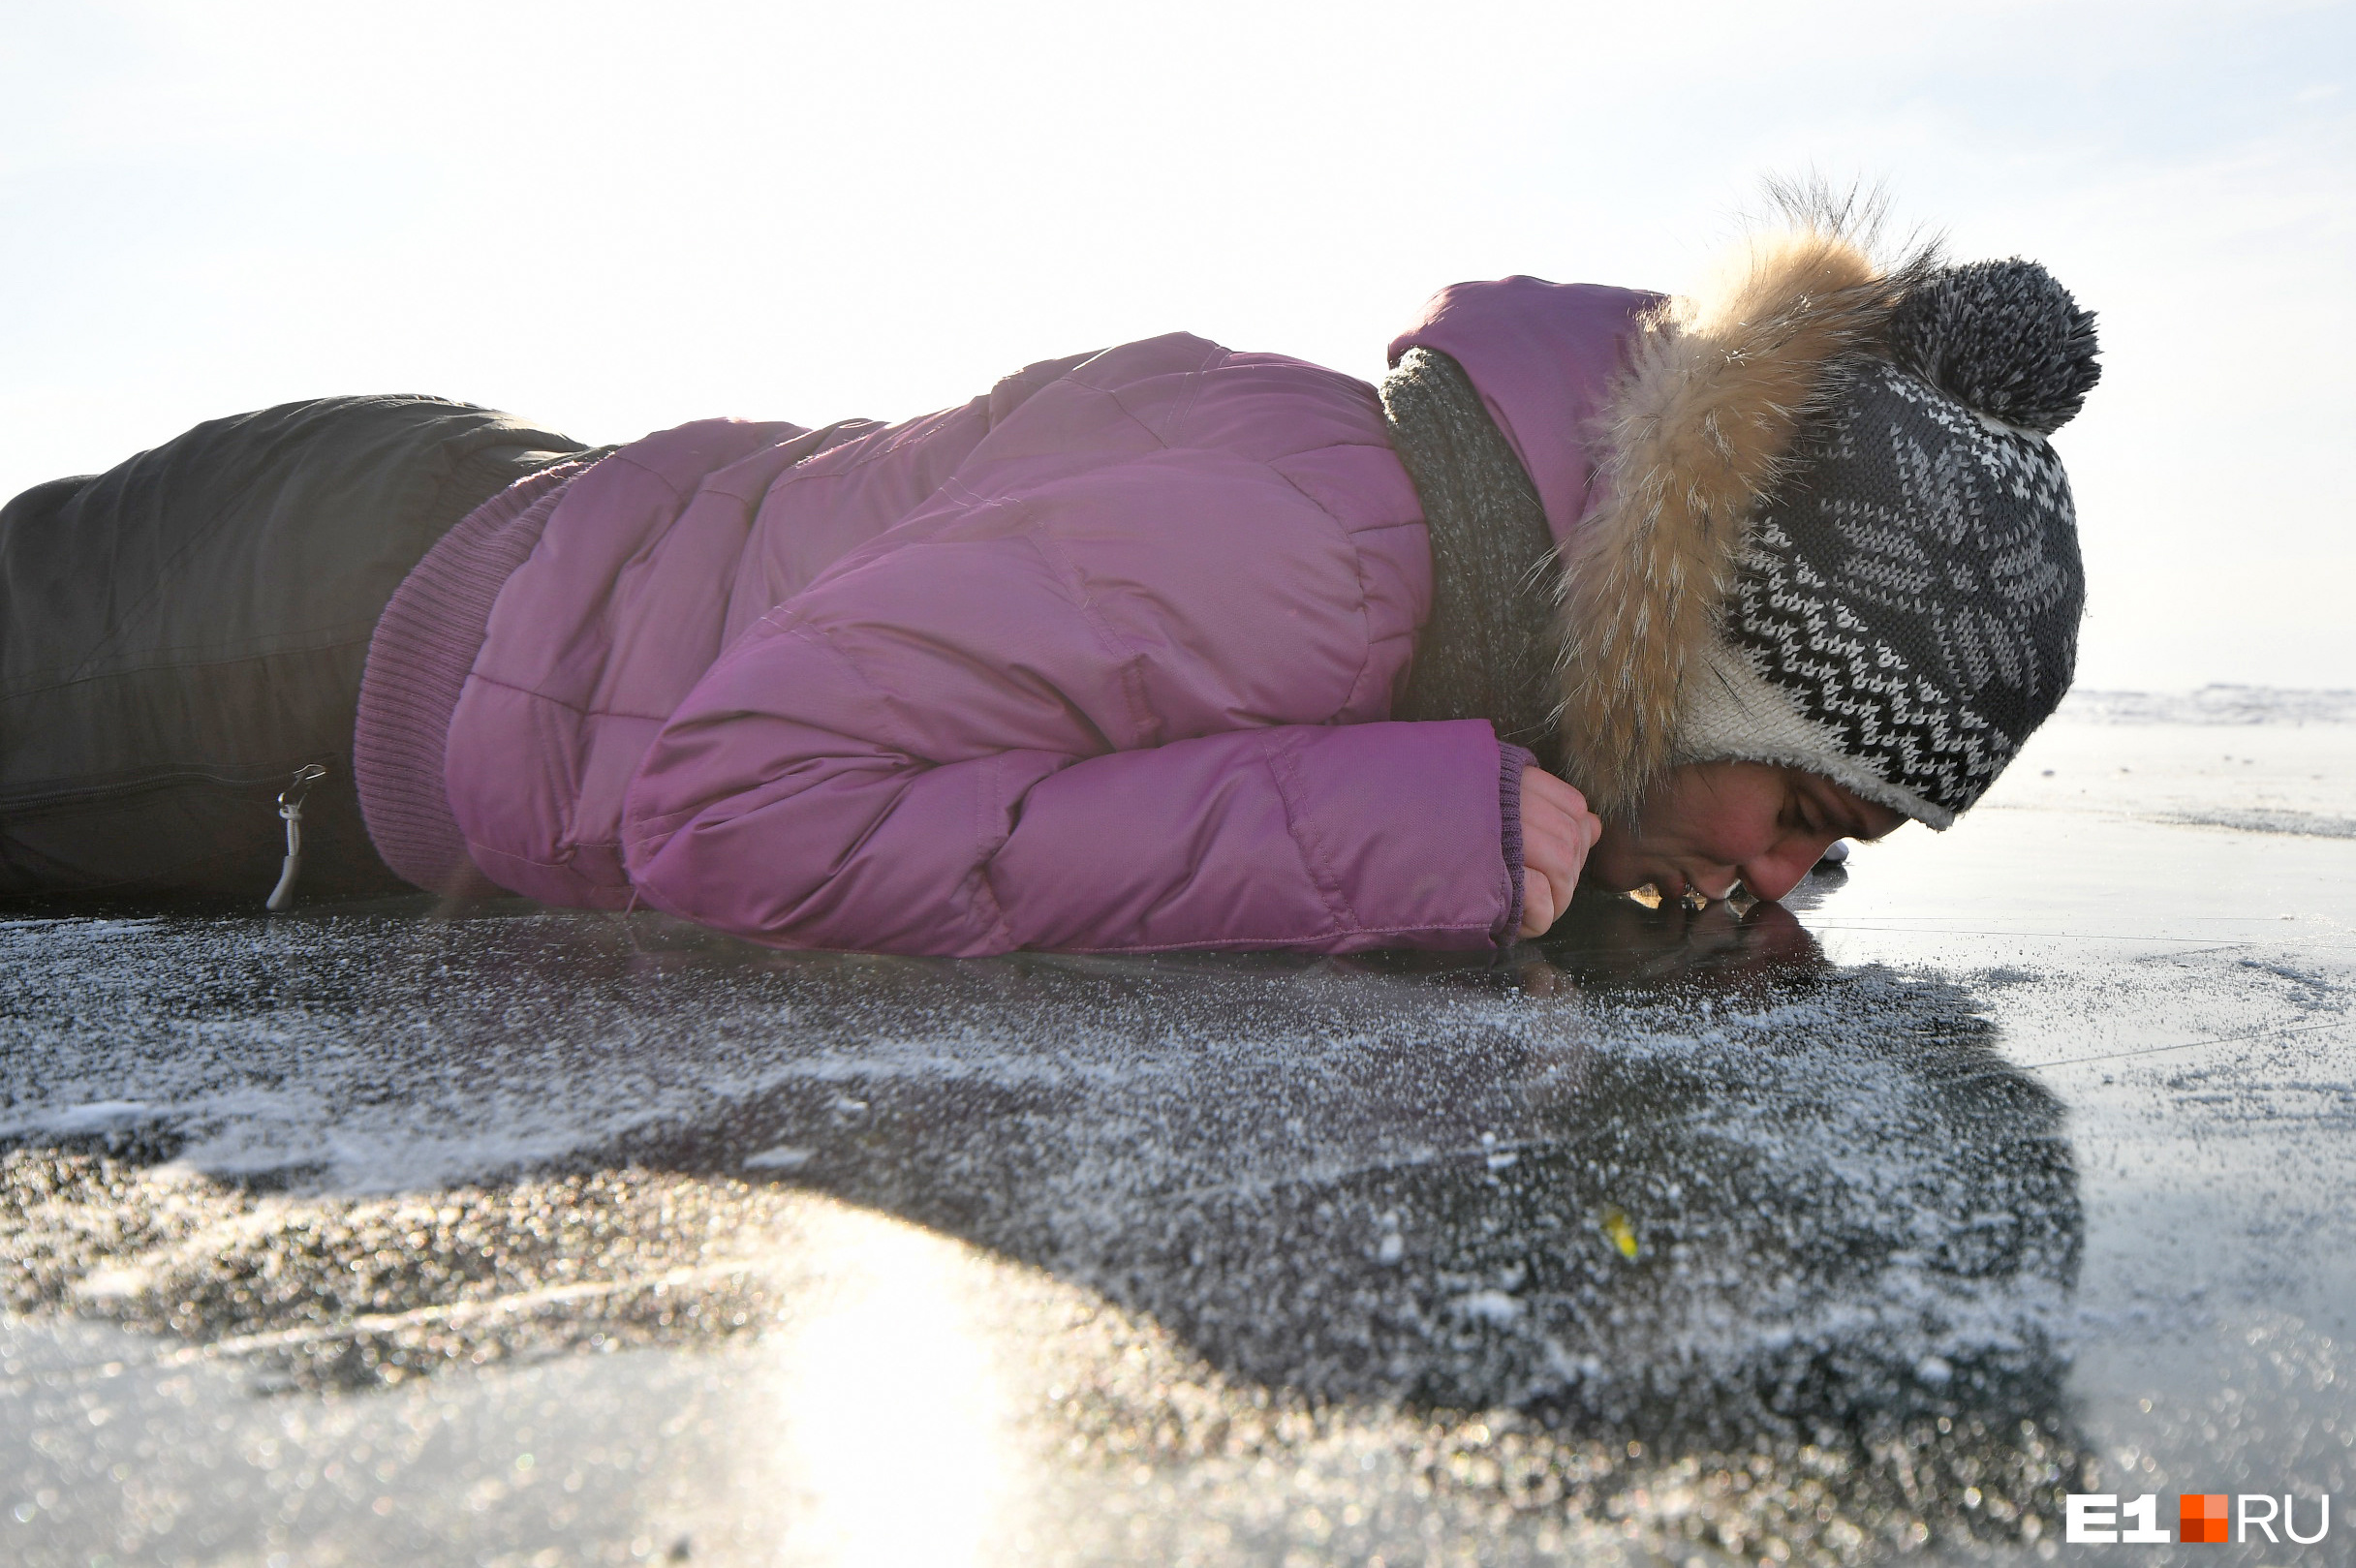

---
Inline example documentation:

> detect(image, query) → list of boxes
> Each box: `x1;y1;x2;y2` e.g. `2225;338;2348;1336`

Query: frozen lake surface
3;690;2352;1566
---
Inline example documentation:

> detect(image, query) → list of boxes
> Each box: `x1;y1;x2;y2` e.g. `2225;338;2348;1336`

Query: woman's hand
1519;767;1603;938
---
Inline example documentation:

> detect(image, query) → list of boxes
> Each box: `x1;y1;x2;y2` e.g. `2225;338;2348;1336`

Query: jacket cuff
1497;742;1535;944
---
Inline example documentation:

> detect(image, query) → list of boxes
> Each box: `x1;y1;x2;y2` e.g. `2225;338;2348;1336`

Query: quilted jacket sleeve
618;614;1521;956
616;334;1526;957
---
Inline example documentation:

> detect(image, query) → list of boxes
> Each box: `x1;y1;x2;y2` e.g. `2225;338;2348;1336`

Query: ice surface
2060;684;2356;726
2;692;2351;1565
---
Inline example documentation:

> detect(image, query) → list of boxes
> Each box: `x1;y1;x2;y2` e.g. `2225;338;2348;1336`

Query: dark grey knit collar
1380;348;1564;770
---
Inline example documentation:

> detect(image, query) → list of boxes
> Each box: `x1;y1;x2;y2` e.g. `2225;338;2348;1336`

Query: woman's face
1582;761;1908;904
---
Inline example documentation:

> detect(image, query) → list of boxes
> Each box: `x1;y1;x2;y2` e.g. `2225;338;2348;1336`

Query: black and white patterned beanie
1555;236;2101;830
1679;261;2099;826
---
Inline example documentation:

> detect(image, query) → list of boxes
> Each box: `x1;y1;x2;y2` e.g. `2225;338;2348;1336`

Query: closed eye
1797;783;1872;842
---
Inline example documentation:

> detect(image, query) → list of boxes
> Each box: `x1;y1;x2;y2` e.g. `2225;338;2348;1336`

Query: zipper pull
265;763;329;912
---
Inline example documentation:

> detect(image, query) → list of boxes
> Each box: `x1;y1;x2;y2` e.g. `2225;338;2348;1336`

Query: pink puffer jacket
418;279;1654;954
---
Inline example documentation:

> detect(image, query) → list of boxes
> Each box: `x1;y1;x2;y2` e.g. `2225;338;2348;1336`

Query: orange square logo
2179;1493;2229;1544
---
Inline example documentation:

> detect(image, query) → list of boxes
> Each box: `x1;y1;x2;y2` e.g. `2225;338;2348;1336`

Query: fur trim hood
1556;223;1949;820
1392;213;1946;822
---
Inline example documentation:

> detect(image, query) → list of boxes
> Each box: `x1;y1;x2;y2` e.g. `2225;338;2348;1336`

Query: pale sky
3;0;2350;690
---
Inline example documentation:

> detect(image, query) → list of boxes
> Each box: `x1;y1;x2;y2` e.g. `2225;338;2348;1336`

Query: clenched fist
1519;766;1603;938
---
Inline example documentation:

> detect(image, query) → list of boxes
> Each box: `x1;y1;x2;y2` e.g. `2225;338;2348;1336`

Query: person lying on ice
0;194;2098;951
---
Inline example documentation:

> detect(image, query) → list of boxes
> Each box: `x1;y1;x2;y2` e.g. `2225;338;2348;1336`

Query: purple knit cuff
1497;742;1535;945
354;457;598;895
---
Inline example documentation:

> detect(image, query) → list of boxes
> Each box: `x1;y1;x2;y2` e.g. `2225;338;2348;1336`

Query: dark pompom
1888;259;2100;434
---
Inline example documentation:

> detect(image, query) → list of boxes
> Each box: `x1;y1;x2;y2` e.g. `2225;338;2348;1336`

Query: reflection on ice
0;884;2094;1561
772;1205;1011;1568
700;898;2083;1440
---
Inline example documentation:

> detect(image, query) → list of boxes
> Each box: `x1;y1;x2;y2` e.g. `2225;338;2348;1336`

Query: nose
1738;836;1836;903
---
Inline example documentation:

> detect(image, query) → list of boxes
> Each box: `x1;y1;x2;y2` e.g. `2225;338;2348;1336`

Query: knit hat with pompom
1669;257;2100;827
